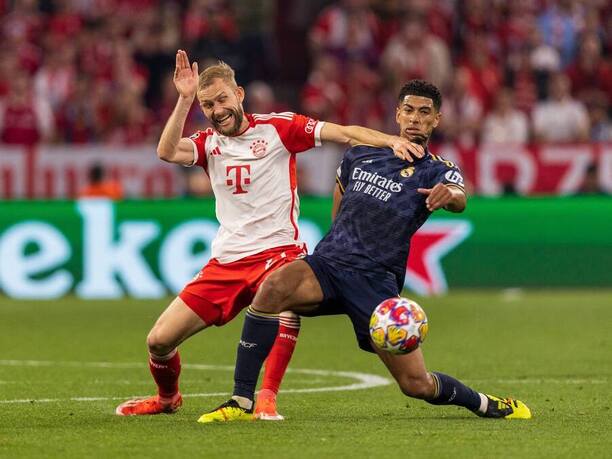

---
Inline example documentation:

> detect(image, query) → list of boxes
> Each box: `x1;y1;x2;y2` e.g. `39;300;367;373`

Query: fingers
423;183;451;211
417;188;431;195
192;61;198;77
175;49;191;70
407;142;425;158
393;138;425;162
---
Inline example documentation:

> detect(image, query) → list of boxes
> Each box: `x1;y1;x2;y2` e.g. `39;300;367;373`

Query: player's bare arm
157;50;199;166
331;183;343;221
417;183;466;213
320;122;425;162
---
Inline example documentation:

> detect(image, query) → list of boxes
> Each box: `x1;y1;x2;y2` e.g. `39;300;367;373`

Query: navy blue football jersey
313;145;465;289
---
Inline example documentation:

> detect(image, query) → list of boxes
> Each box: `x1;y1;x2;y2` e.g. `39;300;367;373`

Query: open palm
173;49;198;99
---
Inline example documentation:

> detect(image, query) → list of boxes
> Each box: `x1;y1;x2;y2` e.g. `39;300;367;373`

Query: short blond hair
198;61;237;93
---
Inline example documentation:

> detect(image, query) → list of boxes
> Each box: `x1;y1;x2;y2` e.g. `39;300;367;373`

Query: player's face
396;95;440;145
198;78;246;136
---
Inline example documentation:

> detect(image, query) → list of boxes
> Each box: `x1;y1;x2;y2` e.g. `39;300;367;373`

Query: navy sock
426;372;481;411
232;306;279;401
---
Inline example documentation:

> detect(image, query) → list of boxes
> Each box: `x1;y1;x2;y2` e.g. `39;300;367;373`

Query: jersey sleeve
428;156;465;191
274;113;324;154
335;149;353;193
185;129;212;168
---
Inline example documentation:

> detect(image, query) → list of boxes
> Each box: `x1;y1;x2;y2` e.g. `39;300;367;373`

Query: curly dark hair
398;80;442;111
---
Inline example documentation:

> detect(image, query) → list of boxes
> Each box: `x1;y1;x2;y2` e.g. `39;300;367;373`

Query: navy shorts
303;254;399;352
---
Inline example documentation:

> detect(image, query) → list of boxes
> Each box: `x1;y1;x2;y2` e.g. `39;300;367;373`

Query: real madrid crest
400;167;414;178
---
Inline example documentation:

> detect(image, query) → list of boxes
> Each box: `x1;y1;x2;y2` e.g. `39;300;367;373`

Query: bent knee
146;327;178;356
397;375;434;400
255;275;292;310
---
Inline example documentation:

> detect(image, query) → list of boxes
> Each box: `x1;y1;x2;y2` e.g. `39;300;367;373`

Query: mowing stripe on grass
0;359;393;404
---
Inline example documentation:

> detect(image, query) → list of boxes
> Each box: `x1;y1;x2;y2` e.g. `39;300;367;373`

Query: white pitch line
0;359;392;405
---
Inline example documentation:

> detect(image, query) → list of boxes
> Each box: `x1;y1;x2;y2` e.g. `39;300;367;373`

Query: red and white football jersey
187;112;324;263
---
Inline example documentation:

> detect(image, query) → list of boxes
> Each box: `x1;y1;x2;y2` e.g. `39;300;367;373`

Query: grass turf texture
0;291;610;458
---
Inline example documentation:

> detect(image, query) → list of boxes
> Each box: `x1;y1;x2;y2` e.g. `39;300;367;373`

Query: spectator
439;67;484;146
381;12;452;93
107;90;155;145
79;163;124;200
566;33;612;106
309;0;381;65
34;44;77;112
504;46;540;113
55;77;98;143
528;25;561;74
481;88;529;145
301;53;346;123
537;0;582;68
587;97;612;142
532;73;589;142
456;32;502;111
0;0;609;152
244;81;288;114
0;72;54;145
343;58;385;131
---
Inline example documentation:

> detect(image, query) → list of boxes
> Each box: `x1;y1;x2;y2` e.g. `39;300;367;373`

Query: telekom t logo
226;165;251;194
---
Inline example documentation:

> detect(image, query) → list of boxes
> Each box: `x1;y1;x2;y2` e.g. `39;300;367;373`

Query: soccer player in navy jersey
199;80;531;422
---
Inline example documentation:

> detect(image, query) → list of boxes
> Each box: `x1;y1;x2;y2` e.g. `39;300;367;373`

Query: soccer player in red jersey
115;50;424;420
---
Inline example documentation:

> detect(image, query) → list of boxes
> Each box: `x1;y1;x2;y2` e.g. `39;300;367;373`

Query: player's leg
256;310;301;420
198;259;324;423
374;346;531;419
116;297;208;416
255;247;308;419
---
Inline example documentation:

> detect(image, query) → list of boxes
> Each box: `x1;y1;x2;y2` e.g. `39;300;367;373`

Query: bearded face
211;105;245;136
198;78;247;136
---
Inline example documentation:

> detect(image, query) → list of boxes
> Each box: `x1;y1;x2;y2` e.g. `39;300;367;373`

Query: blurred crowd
0;0;611;148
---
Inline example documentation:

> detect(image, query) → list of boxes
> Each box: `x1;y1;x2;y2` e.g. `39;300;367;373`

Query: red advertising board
0;143;610;198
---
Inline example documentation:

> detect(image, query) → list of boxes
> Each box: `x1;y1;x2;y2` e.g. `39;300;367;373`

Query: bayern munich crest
250;139;269;158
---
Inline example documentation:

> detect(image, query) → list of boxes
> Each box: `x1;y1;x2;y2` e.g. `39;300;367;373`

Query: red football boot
115;393;182;416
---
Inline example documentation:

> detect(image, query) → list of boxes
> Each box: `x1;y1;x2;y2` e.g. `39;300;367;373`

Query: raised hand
173;49;198;100
390;137;425;162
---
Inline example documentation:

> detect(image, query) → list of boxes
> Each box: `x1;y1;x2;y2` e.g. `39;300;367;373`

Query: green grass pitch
1;290;611;458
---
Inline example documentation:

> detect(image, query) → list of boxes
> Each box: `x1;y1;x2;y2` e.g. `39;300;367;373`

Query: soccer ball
369;297;429;354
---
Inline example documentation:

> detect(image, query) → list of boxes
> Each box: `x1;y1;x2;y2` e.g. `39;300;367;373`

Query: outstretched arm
417;184;466;213
320;122;425;162
157;50;199;166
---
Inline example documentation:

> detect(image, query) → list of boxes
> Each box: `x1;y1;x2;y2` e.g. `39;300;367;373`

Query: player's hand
174;49;198;100
389;136;425;162
417;183;453;211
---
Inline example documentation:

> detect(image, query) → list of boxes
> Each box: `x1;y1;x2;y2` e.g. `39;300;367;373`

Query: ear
432;110;441;128
236;86;245;103
395;106;401;124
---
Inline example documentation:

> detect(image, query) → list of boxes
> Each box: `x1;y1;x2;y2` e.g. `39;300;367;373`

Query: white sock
231;395;253;410
478;393;488;414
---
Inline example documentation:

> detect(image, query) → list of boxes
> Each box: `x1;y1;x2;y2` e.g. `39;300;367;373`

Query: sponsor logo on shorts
239;340;257;349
